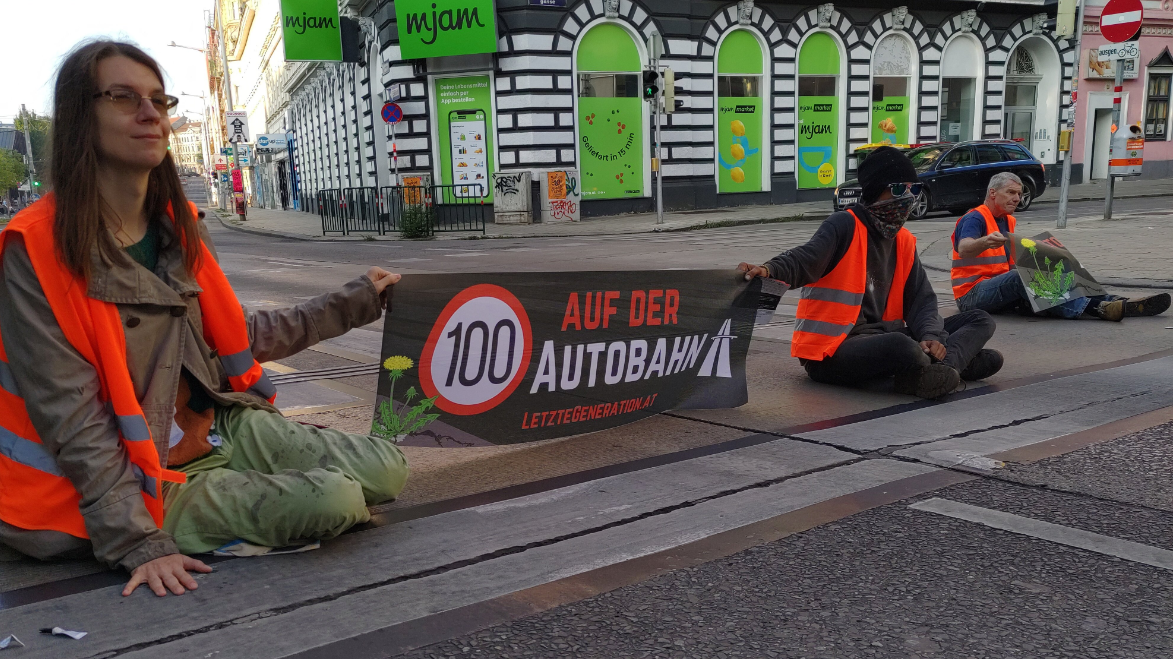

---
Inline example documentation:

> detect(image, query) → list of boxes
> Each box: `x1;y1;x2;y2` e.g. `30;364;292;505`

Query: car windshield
906;146;947;172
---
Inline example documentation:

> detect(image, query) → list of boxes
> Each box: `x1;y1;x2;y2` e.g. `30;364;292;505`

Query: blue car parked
833;140;1047;219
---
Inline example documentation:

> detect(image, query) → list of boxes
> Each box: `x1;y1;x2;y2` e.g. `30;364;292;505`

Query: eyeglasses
889;182;923;197
93;89;180;113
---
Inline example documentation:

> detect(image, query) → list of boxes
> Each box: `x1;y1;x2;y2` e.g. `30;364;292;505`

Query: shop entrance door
1091;109;1113;180
1003;83;1037;151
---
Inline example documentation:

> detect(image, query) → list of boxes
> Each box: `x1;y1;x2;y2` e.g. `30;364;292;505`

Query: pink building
1071;0;1173;181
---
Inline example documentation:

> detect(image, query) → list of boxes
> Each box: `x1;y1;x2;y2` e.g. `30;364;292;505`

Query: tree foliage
0;149;27;194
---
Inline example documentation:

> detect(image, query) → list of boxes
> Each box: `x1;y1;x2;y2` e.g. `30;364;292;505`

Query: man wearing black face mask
737;147;1003;399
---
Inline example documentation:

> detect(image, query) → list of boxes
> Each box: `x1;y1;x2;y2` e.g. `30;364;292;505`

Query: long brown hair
49;40;201;280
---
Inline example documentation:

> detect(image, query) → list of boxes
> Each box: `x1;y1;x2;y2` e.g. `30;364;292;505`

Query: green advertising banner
280;0;342;62
797;33;840;190
577;24;643;200
870;96;911;145
396;0;498;60
717;102;762;193
717;30;764;194
579;97;644;199
870;78;911;145
435;76;495;202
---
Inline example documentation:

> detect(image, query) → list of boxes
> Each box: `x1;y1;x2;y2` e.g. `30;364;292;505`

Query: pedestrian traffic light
643;69;661;101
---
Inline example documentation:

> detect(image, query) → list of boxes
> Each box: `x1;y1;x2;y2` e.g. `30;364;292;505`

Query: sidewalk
213;175;1170;243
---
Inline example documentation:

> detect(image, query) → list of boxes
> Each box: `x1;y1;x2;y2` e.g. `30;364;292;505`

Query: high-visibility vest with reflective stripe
791;209;916;361
950;205;1016;299
0;194;276;538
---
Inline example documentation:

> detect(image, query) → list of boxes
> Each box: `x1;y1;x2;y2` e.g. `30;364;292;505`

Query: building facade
1070;0;1173;182
172;118;207;175
281;0;1078;218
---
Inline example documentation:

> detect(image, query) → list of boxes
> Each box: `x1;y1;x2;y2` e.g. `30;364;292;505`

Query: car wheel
910;189;931;220
1017;181;1035;212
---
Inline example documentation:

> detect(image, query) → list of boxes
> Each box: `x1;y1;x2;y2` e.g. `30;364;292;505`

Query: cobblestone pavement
399;425;1173;659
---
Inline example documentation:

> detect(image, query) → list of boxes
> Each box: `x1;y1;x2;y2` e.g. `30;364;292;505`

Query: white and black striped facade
283;0;1073;218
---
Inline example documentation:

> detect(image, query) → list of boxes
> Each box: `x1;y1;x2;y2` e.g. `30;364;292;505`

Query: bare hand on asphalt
123;553;213;597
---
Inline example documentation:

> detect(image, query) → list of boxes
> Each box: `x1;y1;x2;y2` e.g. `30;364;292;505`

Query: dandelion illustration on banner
717;117;761;184
1008;232;1107;313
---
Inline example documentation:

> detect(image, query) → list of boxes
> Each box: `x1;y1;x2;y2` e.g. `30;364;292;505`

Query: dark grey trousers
803;310;996;385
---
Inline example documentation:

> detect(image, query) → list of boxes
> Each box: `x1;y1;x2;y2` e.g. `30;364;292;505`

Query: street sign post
381;102;403;185
1099;0;1143;219
1097;40;1140;62
226;111;250;143
1100;0;1143;43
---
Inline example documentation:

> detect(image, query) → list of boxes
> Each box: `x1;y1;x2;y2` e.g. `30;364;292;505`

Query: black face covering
865;194;916;239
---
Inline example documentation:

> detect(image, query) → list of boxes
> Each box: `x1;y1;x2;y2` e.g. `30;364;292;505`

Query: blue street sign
381;102;403;124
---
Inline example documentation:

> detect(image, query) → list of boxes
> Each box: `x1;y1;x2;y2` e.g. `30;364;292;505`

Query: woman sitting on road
0;41;408;597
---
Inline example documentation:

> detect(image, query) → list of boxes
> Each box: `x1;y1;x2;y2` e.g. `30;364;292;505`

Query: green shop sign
280;0;342;62
435;75;495;202
797;33;840;190
396;0;498;59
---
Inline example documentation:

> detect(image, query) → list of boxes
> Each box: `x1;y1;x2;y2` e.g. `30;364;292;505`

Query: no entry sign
1100;0;1143;43
381;102;403;124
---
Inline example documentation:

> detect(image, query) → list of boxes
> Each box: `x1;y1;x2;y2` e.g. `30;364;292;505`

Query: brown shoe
1091;299;1124;322
1124;293;1171;318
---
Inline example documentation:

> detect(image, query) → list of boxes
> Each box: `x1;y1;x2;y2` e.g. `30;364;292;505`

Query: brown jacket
0;217;382;571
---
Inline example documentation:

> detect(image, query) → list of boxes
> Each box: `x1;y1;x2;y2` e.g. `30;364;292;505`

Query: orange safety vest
0;195;275;538
949;205;1016;299
791;209;917;361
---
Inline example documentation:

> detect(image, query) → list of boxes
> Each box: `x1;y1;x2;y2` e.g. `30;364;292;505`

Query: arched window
940;35;983;143
715;29;767;193
575;24;645;200
1004;37;1061;163
871;33;916;146
797;32;843;190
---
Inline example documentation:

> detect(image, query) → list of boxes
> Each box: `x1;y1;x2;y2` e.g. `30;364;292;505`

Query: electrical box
1058;129;1073;152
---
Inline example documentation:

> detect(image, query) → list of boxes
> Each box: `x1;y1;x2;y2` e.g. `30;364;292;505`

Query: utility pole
1056;0;1085;229
216;2;245;221
20;104;37;202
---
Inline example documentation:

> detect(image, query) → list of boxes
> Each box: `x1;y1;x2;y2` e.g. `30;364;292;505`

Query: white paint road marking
910;498;1173;571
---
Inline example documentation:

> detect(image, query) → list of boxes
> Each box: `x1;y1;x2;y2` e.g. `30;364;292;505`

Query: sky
1;1;213;124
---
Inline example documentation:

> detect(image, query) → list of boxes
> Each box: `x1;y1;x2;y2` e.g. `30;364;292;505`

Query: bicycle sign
420;284;534;415
1097;40;1140;62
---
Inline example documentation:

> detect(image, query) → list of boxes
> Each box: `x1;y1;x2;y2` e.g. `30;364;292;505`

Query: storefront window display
797;32;841;190
576;24;645;199
940;35;982;143
434;75;496;201
871;34;914;145
716;29;765;193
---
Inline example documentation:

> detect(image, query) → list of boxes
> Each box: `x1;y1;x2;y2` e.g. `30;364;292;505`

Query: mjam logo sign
280;0;342;62
395;0;499;59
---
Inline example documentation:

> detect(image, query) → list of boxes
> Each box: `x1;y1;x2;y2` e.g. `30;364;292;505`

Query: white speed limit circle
420;284;533;415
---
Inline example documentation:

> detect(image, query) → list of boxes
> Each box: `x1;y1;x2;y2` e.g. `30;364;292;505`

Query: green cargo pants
162;405;409;554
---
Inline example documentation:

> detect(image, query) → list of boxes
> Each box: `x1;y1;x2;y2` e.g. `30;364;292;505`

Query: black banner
376;271;763;447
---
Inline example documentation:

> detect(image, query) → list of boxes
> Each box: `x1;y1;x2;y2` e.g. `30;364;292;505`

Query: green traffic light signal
642;69;660;100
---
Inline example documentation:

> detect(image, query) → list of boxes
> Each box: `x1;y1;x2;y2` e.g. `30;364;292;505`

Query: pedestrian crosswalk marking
910;498;1173;571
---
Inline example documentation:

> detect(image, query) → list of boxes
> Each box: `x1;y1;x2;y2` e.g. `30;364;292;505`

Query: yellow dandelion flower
1020;239;1035;249
383;356;414;371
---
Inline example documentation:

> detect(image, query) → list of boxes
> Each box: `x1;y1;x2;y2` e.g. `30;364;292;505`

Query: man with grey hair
950;172;1169;321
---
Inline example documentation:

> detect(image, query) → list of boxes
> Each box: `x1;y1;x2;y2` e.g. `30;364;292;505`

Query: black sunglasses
93;89;180;113
889;182;923;197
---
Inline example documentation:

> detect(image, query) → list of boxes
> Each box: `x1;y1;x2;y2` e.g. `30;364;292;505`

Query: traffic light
643;69;661;101
663;68;684;114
